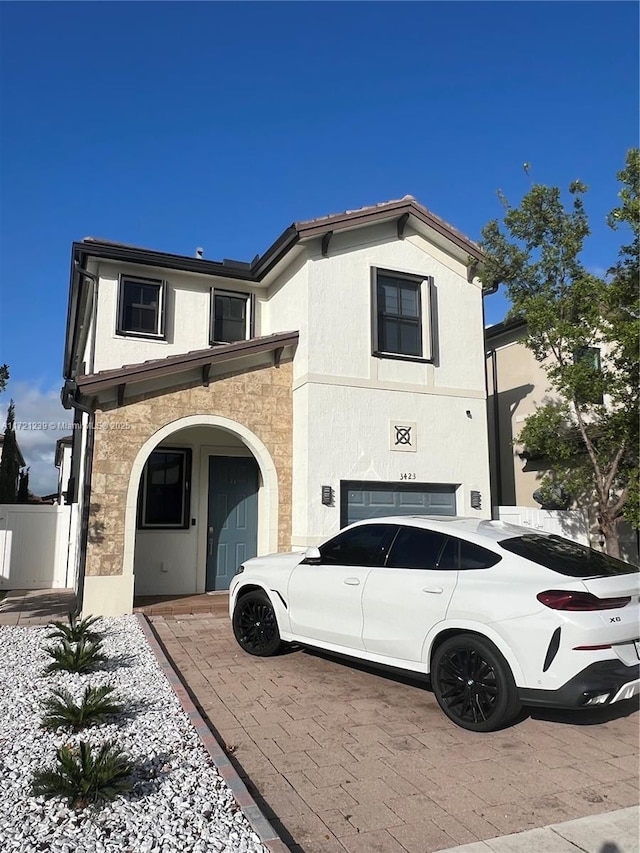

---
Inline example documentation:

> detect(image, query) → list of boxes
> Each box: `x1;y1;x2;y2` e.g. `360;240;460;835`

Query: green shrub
46;612;103;644
44;638;107;674
42;685;124;731
32;741;133;809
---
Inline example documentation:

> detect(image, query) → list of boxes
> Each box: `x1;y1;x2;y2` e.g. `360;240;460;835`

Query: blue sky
0;1;637;493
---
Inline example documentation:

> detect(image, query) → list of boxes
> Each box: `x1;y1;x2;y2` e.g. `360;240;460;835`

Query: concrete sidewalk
439;806;639;852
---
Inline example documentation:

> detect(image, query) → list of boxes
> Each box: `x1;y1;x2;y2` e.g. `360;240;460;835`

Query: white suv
229;517;640;731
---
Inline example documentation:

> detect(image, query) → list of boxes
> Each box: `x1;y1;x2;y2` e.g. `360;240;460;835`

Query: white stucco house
60;196;492;616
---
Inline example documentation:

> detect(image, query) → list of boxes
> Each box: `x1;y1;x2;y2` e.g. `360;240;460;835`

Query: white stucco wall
288;222;489;546
291;382;489;546
302;223;485;393
85;262;263;374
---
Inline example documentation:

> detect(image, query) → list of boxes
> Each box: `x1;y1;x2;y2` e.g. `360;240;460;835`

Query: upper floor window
210;289;253;344
372;269;433;361
117;275;165;338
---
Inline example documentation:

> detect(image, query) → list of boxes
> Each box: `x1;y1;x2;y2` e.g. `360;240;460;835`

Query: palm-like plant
46;612;103;644
44;638;107;674
42;685;124;731
32;741;133;809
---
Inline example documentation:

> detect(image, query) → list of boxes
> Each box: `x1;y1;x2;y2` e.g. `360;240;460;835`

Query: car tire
431;635;521;732
232;590;282;657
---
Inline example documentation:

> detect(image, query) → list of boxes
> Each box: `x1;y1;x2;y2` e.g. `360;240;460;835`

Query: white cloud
1;382;71;497
587;266;611;281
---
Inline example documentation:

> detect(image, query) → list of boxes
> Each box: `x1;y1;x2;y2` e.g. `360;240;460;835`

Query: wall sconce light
470;490;482;510
321;485;334;506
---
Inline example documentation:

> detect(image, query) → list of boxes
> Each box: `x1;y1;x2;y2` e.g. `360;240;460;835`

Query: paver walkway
148;606;640;853
0;588;77;625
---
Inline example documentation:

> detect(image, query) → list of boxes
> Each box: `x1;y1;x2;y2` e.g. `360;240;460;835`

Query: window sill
373;351;432;364
115;331;167;341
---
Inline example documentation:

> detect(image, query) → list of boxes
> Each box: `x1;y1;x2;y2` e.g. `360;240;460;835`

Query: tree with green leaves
481;149;639;558
0;365;8;394
0;400;20;504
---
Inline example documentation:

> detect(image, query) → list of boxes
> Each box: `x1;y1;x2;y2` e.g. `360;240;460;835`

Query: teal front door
206;455;259;591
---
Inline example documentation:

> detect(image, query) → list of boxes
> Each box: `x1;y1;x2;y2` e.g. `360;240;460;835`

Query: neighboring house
485;318;639;563
55;435;73;504
485;318;550;509
61;196;492;616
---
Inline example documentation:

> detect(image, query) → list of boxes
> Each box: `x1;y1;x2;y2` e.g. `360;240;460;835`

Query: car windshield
499;534;638;578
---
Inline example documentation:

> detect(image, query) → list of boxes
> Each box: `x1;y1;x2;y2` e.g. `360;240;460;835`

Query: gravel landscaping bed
0;617;268;853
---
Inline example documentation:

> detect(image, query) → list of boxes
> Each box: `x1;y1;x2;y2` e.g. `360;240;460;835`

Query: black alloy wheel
232;590;281;657
431;635;520;732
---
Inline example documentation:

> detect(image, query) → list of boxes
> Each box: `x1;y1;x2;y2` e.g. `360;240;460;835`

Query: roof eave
75;331;299;396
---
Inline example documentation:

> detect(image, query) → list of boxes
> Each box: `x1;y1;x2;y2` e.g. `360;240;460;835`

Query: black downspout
61;381;94;614
481;279;500;519
490;348;503;511
73;261;99;375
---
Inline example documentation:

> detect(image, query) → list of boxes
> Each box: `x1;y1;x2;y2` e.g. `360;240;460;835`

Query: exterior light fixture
321;486;334;506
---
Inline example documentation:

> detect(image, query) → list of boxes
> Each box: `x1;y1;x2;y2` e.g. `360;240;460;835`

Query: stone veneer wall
85;359;293;580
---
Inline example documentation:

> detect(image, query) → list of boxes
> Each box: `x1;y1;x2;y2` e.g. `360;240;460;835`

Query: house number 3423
399;473;416;480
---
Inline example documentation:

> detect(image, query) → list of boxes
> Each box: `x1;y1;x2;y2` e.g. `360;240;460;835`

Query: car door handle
422;586;444;594
344;578;360;586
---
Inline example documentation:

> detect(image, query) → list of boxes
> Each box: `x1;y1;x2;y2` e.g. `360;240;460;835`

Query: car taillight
537;590;631;611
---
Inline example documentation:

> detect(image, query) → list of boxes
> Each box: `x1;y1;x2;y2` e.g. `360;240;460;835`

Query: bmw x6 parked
229;516;640;731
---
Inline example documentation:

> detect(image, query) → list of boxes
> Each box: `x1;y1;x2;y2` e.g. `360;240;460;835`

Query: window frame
573;346;603;405
371;267;434;363
137;447;192;530
313;523;398;567
209;288;255;345
116;274;166;339
384;525;448;570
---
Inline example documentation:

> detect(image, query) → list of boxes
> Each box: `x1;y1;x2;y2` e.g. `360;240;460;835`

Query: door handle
422;586;443;594
344;578;360;586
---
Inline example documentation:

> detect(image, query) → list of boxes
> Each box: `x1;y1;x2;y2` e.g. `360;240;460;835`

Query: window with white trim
138;448;191;529
117;275;165;338
210;289;253;344
372;269;433;361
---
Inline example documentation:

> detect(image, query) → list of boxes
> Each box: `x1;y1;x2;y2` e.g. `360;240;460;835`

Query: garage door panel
341;481;456;526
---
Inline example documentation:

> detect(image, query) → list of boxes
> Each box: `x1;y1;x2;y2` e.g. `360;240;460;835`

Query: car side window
320;524;397;567
385;527;448;569
459;541;502;569
437;536;502;570
437;537;459;569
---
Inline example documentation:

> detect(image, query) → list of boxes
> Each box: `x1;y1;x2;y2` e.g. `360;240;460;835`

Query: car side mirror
302;546;321;564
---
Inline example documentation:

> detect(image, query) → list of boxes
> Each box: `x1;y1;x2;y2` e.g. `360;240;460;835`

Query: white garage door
341;481;457;527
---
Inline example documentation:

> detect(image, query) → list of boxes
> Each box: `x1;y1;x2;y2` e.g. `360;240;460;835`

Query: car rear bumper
519;659;640;709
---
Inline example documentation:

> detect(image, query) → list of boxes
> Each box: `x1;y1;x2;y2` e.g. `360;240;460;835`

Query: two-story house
61;196;491;616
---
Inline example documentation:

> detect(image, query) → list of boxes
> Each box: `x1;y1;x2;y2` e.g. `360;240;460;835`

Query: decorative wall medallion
390;421;417;452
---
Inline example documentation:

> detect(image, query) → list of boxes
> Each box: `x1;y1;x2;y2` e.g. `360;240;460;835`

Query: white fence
497;506;590;544
498;506;639;565
0;504;78;590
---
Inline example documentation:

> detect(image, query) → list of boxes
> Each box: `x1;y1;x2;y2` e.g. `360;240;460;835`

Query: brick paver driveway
148;607;639;853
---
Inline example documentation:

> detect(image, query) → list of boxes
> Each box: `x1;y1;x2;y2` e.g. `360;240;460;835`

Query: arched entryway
123;415;279;599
